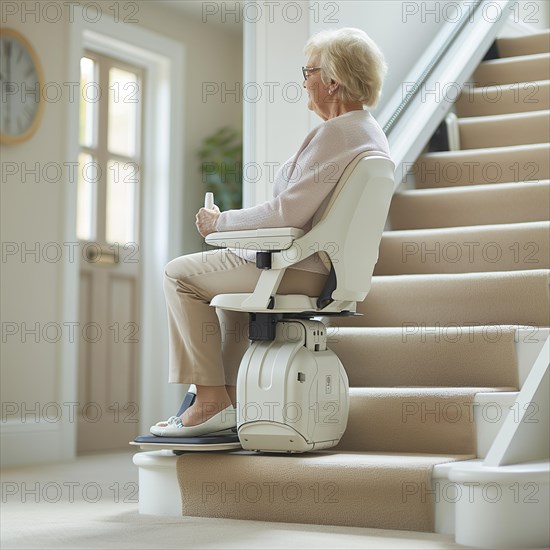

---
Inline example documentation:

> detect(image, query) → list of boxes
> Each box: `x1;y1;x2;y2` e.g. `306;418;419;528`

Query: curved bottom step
447;459;549;548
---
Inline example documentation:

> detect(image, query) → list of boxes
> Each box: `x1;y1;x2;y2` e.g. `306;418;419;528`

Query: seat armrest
205;227;304;251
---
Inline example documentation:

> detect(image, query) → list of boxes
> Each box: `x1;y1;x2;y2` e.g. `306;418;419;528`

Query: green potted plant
198;126;243;211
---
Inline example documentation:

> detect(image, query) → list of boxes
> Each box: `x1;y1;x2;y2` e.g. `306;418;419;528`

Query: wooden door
76;52;143;451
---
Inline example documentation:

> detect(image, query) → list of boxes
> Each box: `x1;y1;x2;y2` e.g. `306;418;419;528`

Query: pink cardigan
216;109;392;274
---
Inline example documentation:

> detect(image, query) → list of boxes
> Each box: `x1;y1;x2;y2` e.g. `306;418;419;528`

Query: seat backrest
297;154;395;304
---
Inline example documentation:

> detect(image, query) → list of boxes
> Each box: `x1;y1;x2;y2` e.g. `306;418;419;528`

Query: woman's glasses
302;66;322;80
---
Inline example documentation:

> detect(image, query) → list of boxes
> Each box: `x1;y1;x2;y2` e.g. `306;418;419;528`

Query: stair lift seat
131;154;395;453
205;154;396;453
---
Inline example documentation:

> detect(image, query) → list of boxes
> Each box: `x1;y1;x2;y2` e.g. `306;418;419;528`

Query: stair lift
132;154;395;454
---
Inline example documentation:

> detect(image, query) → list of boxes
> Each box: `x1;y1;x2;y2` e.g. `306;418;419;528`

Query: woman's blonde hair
304;27;388;107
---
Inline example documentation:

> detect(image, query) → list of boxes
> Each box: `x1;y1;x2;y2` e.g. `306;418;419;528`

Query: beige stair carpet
376;222;550;274
412;143;549;188
455;79;549;117
458;110;549;149
335;387;516;455
496;30;550;57
176;451;474;532
389;181;550;229
327;326;520;389
473;52;550;86
329;269;550;328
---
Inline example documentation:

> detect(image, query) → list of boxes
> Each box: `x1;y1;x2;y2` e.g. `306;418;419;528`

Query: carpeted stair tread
327;326;519;389
388;181;549;228
376;221;549;274
455;79;549;117
413;143;549;188
472;52;550;86
457;110;550;149
336;387;516;455
496;30;550;57
326;269;550;327
176;450;475;532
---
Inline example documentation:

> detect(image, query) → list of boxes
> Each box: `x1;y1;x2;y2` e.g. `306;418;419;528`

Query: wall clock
0;28;45;144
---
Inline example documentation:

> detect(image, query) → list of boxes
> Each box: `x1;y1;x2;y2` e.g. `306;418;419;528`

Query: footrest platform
130;434;241;453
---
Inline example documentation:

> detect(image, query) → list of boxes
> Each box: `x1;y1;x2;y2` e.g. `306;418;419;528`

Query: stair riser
327;271;550;328
175;452;472;532
337;389;515;455
455;80;549;117
390;183;550;229
329;327;519;388
376;229;550;274
412;146;550;188
329;327;549;390
497;32;550;57
473;54;550;86
458;111;550;149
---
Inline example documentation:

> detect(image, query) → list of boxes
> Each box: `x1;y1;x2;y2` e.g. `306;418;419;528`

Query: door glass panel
108;67;139;157
76;152;97;241
106;159;137;244
79;57;96;148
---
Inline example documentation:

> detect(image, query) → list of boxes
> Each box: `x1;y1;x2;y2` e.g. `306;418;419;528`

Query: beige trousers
163;248;329;386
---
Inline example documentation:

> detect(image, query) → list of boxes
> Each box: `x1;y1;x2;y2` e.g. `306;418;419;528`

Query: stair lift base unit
237;319;350;453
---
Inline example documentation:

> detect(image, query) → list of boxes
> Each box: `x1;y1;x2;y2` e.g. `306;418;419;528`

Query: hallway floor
0;450;470;549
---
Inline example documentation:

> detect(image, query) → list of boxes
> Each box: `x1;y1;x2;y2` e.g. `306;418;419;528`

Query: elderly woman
151;27;392;437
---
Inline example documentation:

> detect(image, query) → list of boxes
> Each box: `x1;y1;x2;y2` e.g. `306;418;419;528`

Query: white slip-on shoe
154;388;197;427
154;415;179;428
149;405;237;437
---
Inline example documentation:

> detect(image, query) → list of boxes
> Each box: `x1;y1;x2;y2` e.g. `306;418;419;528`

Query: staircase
142;30;550;546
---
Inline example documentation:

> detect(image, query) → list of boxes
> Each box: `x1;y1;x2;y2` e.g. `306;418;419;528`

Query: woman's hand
195;204;221;237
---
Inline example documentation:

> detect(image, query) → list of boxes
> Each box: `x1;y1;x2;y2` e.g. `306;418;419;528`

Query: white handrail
377;0;515;188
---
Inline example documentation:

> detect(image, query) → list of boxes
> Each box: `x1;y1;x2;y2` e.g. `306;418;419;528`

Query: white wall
0;0;242;465
1;7;72;465
515;0;550;31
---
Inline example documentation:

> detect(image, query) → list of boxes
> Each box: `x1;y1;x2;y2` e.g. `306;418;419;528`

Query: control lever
204;192;214;210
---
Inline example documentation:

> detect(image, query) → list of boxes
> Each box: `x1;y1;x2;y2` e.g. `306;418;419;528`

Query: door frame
63;7;186;458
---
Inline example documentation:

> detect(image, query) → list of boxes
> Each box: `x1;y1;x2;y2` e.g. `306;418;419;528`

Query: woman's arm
215;122;351;233
199;113;390;236
216;159;341;232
